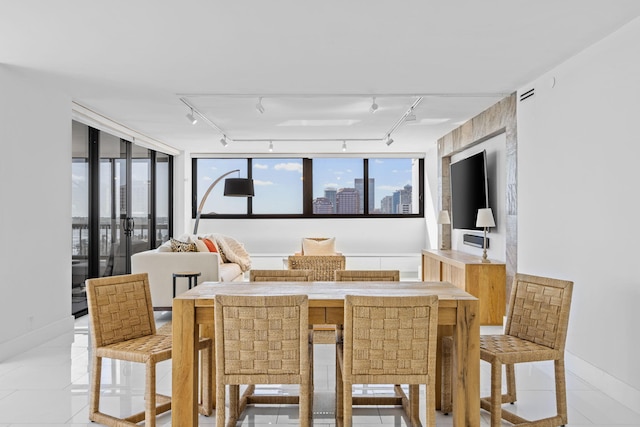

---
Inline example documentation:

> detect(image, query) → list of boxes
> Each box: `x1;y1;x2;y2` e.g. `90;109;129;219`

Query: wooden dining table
171;281;480;427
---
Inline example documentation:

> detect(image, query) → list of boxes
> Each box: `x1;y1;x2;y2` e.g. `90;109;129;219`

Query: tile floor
0;313;638;427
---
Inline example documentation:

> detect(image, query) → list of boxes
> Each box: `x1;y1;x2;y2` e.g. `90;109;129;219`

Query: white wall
0;66;75;361
517;17;640;407
194;217;427;257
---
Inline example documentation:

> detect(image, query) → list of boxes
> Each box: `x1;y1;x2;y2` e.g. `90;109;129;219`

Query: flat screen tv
449;150;489;231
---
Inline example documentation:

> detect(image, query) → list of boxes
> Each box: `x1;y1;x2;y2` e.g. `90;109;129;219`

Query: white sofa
131;249;243;310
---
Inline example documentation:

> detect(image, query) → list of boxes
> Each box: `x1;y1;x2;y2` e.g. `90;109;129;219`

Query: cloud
274;162;303;173
254;163;269;170
254;179;274;186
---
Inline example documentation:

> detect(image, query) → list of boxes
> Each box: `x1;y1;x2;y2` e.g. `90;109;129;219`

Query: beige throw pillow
302;237;336;255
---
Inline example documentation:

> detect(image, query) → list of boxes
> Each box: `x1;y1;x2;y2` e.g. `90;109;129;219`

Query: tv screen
450;150;489;231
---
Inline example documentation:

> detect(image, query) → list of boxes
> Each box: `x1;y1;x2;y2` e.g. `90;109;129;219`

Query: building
335;188;359;214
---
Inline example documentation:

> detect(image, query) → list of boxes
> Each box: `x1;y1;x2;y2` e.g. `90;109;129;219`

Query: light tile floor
0;313;638;426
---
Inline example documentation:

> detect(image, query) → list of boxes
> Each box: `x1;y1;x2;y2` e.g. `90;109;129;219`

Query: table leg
172;298;199;427
452;299;480;427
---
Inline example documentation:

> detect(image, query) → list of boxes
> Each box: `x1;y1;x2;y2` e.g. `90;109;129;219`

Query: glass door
71;121;171;317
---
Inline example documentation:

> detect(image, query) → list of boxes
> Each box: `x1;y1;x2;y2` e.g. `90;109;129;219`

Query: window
252;158;303;214
193;157;423;218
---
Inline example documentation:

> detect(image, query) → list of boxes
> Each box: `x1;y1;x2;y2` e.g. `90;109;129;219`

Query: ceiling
3;1;640;155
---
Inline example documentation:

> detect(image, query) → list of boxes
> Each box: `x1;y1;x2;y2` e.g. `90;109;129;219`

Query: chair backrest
250;269;315;282
335;270;400;282
85;273;156;348
505;273;574;352
343;295;438;382
287;255;346;281
215;294;309;382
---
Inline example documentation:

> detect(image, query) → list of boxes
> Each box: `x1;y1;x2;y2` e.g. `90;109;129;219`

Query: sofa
131;234;250;310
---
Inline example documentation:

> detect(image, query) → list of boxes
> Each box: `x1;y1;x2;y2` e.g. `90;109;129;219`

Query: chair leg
490;360;503;427
343;380;353;427
335;348;344;423
216;382;226;427
409;384;420;427
555;359;569;425
89;355;102;421
300;379;311;427
199;343;213;416
505;363;517;403
145;360;157;427
426;380;436;427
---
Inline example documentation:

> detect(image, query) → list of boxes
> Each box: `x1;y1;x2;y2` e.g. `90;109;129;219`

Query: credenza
422;249;505;325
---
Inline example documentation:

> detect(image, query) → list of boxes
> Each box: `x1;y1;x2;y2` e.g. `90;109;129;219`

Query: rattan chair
287;237;346;281
335;269;400;281
250;269;315;282
479;273;574;427
215;294;313;427
336;295;439;427
85;273;212;427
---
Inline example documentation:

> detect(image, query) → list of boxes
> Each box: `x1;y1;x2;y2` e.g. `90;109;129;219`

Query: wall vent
520;88;535;102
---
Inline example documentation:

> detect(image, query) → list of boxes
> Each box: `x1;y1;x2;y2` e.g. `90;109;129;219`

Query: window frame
192;157;424;219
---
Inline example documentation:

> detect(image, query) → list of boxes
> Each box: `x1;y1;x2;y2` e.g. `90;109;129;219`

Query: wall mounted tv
449;150;489;231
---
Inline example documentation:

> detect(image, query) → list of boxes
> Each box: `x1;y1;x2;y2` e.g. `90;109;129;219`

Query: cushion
302;237;336;255
219;263;243;282
193;239;208;252
170;238;197;252
157;240;173;252
200;237;218;253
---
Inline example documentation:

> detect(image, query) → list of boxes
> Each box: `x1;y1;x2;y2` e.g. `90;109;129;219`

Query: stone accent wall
437;93;517;291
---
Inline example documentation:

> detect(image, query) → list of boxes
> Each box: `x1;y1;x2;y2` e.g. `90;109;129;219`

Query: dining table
171;280;480;427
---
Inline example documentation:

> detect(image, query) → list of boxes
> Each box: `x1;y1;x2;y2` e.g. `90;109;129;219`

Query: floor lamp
193;169;254;234
476;208;495;263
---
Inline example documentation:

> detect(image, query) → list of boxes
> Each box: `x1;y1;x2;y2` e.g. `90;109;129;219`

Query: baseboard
566;350;640;413
0;315;75;362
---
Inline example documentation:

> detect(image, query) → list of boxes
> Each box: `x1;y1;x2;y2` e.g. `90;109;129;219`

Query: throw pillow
170;238;197;253
201;238;218;253
302;237;336;255
193;239;208;252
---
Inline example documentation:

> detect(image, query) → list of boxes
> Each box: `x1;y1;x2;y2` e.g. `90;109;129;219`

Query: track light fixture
342;140;347;152
386;135;394;146
268;141;273;152
256;97;265;114
186;108;198;125
369;97;379;113
220;136;228;147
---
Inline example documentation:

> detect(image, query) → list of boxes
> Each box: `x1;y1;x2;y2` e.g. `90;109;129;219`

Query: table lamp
193;169;254;234
437;210;451;250
476;208;495;263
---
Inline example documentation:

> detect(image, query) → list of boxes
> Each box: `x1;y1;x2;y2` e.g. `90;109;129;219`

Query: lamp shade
476;208;495;227
437;210;451;225
223;178;254;197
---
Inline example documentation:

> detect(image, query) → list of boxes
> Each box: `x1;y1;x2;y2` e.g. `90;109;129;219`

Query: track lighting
186;108;198;125
386;135;394;146
220;136;228;147
369;97;379;113
268;141;273;152
256;97;265;114
342;140;347;152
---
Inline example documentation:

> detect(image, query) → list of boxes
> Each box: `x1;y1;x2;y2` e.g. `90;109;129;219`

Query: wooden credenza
422;249;505;325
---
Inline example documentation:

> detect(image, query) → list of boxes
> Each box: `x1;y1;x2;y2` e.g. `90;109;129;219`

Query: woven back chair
336;295;439;427
335;269;400;282
215;294;312;427
479;273;574;427
288;255;346;281
288;237;345;281
250;269;315;282
85;273;212;427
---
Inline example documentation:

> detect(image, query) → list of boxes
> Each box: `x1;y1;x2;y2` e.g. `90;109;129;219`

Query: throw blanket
210;234;252;273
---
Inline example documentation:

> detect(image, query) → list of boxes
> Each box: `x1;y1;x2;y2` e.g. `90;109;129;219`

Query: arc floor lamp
193;169;254;234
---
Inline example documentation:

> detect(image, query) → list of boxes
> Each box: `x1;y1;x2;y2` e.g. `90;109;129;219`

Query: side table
172;271;201;298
